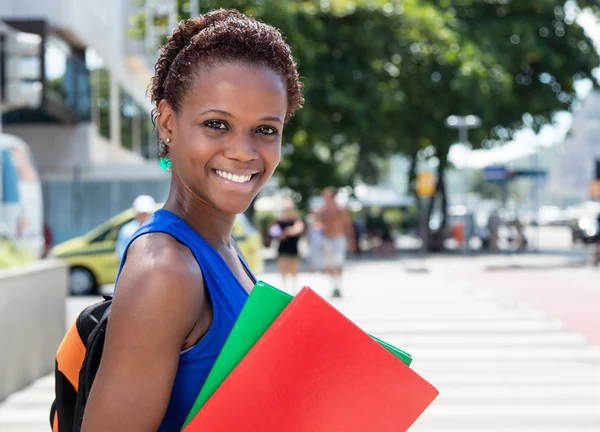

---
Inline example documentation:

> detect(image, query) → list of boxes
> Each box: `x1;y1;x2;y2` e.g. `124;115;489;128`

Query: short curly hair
149;8;304;158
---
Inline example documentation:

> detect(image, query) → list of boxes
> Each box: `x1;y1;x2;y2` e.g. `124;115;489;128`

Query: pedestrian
316;187;356;298
269;197;304;294
82;9;303;431
42;223;54;258
512;217;527;252
487;208;501;253
378;222;395;256
594;212;600;266
114;195;156;261
306;208;324;273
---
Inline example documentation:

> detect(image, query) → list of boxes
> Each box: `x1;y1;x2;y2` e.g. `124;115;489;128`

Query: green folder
182;281;412;429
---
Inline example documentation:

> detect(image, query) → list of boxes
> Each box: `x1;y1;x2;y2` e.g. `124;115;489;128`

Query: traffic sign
416;171;436;197
513;169;546;178
483;166;508;183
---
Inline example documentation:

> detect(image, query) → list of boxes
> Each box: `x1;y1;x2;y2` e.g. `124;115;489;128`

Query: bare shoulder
82;233;205;430
336;204;350;216
113;232;205;336
124;232;201;279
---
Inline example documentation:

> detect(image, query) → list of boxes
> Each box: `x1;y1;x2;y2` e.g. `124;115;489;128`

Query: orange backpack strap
51;297;112;431
56;320;86;392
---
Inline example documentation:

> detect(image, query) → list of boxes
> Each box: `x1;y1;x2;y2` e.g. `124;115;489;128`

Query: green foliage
431;0;600;148
470;170;504;200
154;0;598;209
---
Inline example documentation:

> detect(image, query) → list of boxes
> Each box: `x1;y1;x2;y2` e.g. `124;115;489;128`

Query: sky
449;7;600;169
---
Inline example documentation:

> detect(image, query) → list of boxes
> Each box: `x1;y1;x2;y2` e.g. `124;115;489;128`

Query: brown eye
205;120;228;130
256;126;278;135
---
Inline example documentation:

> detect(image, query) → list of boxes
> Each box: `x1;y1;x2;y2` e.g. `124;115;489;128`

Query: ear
156;100;176;147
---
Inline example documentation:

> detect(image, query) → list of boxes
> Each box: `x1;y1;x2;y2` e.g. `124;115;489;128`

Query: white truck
0;132;44;264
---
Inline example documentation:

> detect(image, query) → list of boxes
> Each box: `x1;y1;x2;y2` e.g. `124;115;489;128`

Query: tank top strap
115;209;250;305
115;211;173;283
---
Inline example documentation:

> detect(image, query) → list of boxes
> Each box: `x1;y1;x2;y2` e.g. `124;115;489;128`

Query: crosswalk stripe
2;265;600;431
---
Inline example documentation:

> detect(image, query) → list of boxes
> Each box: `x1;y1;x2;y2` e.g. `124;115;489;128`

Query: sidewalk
2;260;600;430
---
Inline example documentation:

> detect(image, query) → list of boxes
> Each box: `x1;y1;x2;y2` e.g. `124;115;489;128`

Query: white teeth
215;170;253;183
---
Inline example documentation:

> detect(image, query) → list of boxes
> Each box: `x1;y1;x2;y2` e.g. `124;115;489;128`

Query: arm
82;234;203;431
283;216;305;237
344;210;357;251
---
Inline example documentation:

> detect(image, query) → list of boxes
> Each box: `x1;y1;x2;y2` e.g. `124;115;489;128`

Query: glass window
87;49;111;139
45;35;71;107
91;224;122;243
44;35;91;121
140;106;154;159
120;90;154;158
120;89;137;151
75;57;91;121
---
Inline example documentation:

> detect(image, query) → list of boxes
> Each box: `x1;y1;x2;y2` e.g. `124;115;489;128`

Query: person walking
594;212;600;266
487;208;502;253
316;187;356;298
270;198;304;294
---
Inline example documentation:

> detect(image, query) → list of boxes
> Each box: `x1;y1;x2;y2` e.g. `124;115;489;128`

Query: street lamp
445;115;482;146
445;115;481;252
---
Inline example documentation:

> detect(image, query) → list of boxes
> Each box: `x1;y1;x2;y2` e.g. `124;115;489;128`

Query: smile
214;169;256;184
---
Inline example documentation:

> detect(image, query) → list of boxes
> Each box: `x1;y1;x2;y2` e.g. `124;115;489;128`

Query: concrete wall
4;123;146;174
0;259;68;402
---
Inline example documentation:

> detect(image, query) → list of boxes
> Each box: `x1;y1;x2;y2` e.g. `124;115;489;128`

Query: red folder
185;287;438;432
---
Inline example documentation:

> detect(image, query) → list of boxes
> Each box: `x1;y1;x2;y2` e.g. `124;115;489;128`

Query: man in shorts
316;187;356;298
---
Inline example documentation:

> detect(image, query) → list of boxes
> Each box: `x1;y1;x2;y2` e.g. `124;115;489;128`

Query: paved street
1;254;599;431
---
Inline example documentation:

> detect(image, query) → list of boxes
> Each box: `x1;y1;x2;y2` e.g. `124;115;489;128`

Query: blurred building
548;91;600;206
0;0;178;242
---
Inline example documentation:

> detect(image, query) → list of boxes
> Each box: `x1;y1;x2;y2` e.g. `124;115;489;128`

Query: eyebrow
200;109;283;124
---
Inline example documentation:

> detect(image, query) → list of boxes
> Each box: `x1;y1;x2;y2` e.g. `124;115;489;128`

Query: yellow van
50;207;264;295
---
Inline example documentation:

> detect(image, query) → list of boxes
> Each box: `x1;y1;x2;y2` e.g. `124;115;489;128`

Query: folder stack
183;281;438;432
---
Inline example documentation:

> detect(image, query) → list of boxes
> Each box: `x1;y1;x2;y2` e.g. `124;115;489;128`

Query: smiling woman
80;9;303;432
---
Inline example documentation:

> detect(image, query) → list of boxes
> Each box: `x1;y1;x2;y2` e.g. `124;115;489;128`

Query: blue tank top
115;209;252;431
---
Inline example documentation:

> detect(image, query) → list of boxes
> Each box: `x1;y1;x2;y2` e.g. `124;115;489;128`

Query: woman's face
158;62;287;215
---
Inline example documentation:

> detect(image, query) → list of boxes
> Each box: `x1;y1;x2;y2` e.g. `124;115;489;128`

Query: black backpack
50;295;112;431
50;238;246;430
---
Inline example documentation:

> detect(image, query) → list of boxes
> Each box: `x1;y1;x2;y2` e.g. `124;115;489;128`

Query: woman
270;198;304;293
82;9;303;431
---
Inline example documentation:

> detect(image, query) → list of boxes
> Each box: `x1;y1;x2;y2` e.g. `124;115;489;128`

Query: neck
163;177;235;249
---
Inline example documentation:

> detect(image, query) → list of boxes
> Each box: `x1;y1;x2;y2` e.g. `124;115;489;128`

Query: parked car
570;217;599;245
50;206;264;295
535;205;567;226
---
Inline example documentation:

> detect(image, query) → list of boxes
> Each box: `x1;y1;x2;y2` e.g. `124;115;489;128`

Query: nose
224;133;259;162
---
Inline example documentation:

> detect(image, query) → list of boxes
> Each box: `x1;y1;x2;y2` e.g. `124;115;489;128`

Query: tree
406;0;600;248
160;1;599;241
171;1;480;199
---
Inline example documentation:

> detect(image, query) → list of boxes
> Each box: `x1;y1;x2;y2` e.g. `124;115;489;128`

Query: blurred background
1;0;600;430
